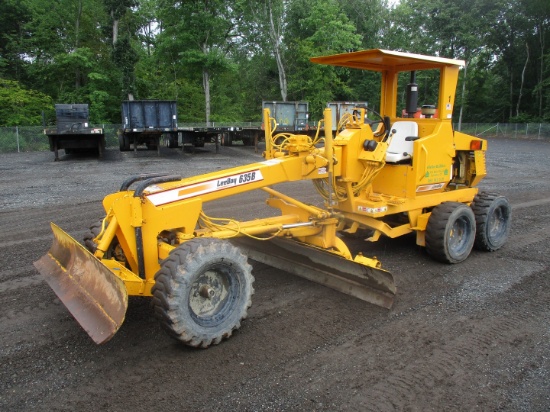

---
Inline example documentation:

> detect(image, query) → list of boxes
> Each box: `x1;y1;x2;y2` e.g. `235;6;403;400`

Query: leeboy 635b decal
146;170;264;206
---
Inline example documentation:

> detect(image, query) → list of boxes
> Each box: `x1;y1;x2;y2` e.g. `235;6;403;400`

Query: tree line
1;0;549;127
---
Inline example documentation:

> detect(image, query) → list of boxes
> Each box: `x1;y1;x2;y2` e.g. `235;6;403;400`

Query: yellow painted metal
263;108;274;156
94;214;119;259
101;259;152;295
36;49;491;345
91;49;485;295
311;49;464;120
309;49;465;71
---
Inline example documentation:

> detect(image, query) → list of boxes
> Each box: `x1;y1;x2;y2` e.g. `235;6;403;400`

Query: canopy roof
310;49;465;72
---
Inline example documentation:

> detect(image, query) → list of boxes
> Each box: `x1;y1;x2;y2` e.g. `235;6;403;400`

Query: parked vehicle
119;100;178;154
44;104;105;161
327;101;369;131
262;101;309;132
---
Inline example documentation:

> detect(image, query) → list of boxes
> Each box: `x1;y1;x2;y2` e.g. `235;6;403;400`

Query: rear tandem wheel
425;202;476;264
471;192;511;251
118;133;131;151
152;238;254;348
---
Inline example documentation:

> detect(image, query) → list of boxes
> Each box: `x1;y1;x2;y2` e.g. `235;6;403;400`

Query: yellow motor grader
35;49;511;348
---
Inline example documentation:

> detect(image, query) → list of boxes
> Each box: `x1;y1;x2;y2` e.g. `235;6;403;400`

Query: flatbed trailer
119;100;363;154
177;126;257;148
44;104;105;161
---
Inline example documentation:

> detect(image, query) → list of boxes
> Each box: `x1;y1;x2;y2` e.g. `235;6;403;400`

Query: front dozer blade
234;237;396;309
34;223;128;344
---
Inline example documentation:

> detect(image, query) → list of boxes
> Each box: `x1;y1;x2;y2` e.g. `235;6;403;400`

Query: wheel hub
189;268;230;320
489;207;505;236
199;285;216;299
449;217;470;253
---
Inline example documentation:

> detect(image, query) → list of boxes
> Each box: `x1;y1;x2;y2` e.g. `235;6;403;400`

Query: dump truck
119;100;178;154
120;100;241;151
262;100;309;132
35;49;511;348
327;101;369;131
44;104;105;161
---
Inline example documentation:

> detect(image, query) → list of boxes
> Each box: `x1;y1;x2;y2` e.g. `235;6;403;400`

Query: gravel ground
0;139;549;411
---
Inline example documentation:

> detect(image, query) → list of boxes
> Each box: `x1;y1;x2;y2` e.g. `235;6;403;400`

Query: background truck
262;101;309;132
44;104;105;161
119;100;178;154
327;101;369;131
179;125;253;148
218;101;311;147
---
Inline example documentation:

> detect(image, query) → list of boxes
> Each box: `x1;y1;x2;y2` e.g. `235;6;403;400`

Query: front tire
426;202;476;264
471;192;511;251
83;219;104;253
83;218;126;264
152;238;254;348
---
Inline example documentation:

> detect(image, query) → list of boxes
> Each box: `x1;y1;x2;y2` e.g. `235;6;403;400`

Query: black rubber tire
119;133;130;151
83;219;104;253
425;202;476;264
152;238;254;348
83;218;124;262
471;192;511;251
222;134;233;146
166;134;178;149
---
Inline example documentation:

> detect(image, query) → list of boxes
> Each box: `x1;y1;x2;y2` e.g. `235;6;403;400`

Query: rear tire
152;238;254;348
471;192;511;251
222;133;233;146
166;134;178;149
425;202;476;263
119;133;130;151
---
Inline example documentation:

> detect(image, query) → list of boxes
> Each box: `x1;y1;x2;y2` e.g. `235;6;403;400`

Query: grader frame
35;50;510;347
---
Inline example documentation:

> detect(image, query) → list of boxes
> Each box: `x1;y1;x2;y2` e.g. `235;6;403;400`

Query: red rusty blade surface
34;223;128;344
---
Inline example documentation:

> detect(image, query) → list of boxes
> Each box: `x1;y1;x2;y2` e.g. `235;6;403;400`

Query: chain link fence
0;122;549;153
456;123;550;140
0;124;122;153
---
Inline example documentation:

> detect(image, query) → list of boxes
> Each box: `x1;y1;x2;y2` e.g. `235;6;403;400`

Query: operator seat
385;121;418;163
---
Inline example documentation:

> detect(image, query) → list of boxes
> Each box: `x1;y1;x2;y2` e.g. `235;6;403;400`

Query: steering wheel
363;107;388;138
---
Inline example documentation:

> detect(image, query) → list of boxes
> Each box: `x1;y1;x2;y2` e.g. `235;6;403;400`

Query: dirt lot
1;139;549;411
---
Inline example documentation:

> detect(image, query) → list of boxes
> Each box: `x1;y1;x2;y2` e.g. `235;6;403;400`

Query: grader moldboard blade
34;223;128;344
234;237;396;308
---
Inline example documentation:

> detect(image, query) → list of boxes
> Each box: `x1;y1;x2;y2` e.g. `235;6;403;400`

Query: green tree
521;0;550;120
0;0;32;81
285;0;362;118
338;0;389;49
20;0;119;122
0;78;54;126
156;0;241;123
240;0;289;101
2;0;547;125
104;0;140;99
